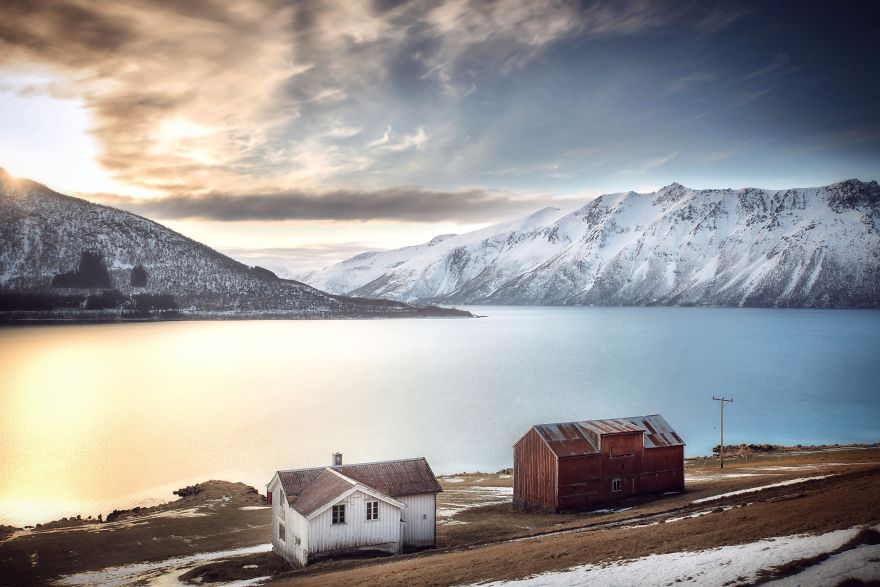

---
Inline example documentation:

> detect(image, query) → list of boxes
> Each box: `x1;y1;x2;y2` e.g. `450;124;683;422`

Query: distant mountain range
0;169;468;321
305;180;880;308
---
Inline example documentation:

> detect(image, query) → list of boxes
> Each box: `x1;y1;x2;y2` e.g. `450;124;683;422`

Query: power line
712;396;734;469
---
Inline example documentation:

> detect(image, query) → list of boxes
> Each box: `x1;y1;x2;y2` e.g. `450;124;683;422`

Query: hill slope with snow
0;169;467;319
306;181;880;307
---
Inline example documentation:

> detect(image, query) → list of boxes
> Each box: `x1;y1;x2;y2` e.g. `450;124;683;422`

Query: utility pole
712;396;734;468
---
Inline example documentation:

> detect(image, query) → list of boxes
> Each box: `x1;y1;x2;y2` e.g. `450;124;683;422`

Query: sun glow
0;71;152;198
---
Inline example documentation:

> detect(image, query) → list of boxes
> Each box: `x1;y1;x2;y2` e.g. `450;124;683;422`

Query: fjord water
1;307;878;526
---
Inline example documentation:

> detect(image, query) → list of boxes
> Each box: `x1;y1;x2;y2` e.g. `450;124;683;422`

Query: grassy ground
1;446;878;586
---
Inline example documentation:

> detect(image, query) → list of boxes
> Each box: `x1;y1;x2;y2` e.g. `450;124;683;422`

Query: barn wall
638;445;684;494
308;489;402;555
556;454;602;509
399;493;436;547
513;428;557;509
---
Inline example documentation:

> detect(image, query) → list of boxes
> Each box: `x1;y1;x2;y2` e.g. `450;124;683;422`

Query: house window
366;501;379;520
612;478;622;492
332;504;346;524
278;522;286;542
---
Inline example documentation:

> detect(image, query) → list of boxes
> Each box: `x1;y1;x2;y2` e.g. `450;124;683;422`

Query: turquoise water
0;307;877;525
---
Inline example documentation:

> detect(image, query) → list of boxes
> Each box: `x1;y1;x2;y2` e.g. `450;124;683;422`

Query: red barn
513;414;685;511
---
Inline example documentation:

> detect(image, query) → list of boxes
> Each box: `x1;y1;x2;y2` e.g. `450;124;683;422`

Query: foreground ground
1;445;878;586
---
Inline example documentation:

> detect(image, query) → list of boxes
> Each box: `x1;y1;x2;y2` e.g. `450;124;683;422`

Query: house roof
276;457;442;508
290;468;356;516
529;414;684;457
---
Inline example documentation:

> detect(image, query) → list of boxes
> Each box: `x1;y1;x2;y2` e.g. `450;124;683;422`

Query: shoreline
4;442;877;531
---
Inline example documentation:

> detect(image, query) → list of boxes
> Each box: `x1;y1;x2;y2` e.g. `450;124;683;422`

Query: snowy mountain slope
306;181;880;307
0;169;467;318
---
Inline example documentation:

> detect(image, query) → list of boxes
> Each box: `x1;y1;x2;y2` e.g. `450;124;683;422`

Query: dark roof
290;468;355;516
529;414;684;457
277;457;442;508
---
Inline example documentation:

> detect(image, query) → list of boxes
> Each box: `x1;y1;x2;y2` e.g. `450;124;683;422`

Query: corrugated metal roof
290;468;355;516
530;414;684;457
579;418;645;436
619;414;685;448
277;457;442;507
533;422;599;457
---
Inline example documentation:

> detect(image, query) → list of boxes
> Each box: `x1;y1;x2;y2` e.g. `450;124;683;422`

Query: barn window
332;504;346;524
278;522;286;542
612;478;622;492
366;501;379;520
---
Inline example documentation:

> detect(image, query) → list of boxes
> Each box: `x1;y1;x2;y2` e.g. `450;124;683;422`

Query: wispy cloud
739;53;797;82
615;150;679;176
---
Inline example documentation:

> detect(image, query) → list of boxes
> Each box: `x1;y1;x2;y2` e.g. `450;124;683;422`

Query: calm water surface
1;307;878;525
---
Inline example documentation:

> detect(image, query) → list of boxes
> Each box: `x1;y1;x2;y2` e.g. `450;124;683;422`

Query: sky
1;0;879;275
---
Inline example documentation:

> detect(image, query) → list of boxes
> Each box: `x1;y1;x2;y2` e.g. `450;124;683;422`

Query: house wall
398;493;436;547
307;489;402;556
513;427;558;510
270;480;310;567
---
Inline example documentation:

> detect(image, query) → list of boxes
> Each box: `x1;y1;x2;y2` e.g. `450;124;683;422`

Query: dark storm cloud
2;0;879;218
93;186;565;222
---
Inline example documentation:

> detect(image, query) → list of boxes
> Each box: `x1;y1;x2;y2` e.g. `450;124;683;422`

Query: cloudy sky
1;0;878;275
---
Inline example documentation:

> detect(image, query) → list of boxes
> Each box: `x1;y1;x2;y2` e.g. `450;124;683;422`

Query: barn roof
620;414;686;449
529;414;684;457
276;457;442;508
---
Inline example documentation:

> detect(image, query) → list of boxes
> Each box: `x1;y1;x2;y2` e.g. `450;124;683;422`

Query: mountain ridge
0;169;469;320
305;180;880;308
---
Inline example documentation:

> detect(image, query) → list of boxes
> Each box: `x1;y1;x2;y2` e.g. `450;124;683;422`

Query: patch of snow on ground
586;507;632;515
664;509;716;524
692;475;831;504
54;543;271;586
766;543;880;586
498;475;512;479
441;477;465;483
146;507;209;519
478;527;859;586
221;577;271;587
685;472;760;483
238;506;270;511
437;486;513;520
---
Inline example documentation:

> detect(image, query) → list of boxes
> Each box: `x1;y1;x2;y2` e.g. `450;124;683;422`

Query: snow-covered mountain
305;181;880;307
0;169;467;319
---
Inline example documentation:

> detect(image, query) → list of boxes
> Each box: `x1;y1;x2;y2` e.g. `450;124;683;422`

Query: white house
266;455;442;567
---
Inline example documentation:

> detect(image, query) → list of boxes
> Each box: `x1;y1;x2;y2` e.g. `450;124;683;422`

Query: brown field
1;445;878;586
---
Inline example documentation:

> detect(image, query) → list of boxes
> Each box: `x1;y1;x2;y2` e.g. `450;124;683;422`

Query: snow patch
478;527;862;586
692;475;831;504
54;543;271;586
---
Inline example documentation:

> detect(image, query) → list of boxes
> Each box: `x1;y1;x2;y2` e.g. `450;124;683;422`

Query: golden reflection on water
0;320;380;525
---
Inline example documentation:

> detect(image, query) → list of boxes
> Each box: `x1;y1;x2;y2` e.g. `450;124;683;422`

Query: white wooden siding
307;489;402;555
269;479;310;566
399;493;436;547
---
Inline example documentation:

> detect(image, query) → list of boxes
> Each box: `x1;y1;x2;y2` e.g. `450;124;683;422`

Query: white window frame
612;478;622;492
332;503;346;525
278;521;286;542
366;500;379;521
